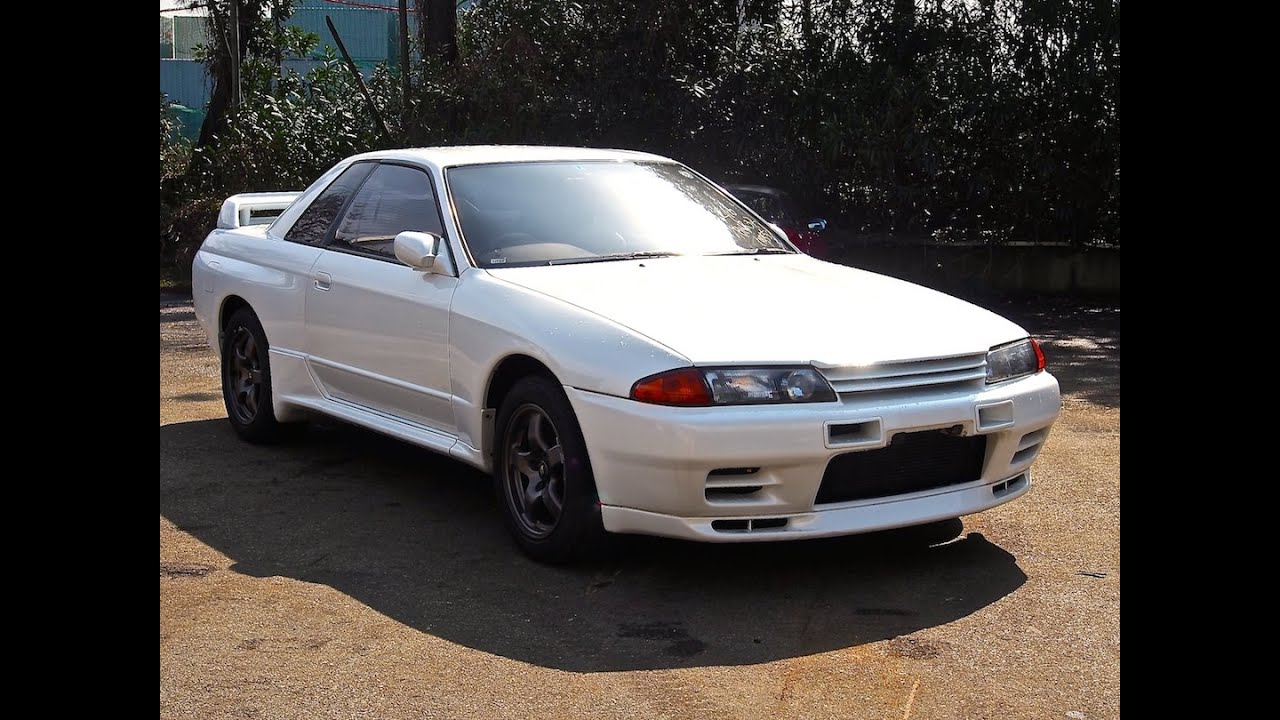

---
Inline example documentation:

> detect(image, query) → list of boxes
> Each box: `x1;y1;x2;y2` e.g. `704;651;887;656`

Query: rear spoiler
216;192;301;230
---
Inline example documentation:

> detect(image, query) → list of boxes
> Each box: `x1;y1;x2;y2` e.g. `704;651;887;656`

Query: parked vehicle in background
193;146;1060;563
722;184;831;259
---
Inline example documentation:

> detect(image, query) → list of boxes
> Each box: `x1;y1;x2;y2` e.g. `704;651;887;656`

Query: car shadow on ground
161;418;1026;672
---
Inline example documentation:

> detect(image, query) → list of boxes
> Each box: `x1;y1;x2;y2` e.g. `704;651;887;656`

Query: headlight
631;366;837;406
985;338;1045;384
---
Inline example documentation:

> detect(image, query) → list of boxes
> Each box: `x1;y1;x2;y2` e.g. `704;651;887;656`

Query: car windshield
726;187;802;226
446;161;791;268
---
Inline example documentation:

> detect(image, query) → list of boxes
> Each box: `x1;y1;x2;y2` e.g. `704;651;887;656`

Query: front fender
448;270;690;460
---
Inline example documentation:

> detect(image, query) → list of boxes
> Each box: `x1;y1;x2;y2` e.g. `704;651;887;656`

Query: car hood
487;255;1026;365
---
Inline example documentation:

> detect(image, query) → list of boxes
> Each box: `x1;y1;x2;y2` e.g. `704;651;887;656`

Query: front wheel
494;375;605;563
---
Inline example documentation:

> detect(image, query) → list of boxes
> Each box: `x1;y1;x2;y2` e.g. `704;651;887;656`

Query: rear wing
216;192;302;230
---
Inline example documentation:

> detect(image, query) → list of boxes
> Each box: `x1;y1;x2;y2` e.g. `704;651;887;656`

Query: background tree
419;0;459;66
194;1;297;149
162;0;1120;278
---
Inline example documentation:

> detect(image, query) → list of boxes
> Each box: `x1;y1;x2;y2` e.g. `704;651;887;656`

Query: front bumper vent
710;517;789;533
705;467;764;501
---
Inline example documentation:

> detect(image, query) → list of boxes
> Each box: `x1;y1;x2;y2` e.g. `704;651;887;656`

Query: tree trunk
418;0;457;65
196;0;257;150
197;2;229;149
399;0;411;112
891;0;917;72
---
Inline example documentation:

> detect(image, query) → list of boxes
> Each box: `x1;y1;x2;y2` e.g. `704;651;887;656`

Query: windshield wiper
709;247;794;256
547;251;679;266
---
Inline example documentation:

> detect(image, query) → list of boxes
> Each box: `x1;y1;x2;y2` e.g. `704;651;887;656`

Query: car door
245;162;376;363
304;162;459;434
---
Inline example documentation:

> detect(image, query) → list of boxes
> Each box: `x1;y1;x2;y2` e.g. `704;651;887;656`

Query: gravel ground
160;294;1119;720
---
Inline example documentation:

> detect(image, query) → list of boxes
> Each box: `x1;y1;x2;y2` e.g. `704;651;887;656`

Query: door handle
314;272;332;291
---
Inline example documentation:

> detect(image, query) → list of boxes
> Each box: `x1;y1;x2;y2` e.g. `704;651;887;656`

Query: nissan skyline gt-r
192;146;1061;562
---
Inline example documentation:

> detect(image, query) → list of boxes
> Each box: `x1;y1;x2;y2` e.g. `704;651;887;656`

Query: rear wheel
494;375;605;563
221;307;281;443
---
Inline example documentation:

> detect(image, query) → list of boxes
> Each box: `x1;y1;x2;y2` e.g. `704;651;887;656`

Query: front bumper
565;371;1060;542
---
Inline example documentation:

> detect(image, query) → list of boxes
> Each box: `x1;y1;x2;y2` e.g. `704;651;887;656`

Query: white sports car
192;146;1060;562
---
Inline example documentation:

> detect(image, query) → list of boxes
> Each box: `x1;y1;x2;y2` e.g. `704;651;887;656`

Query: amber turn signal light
630;368;713;406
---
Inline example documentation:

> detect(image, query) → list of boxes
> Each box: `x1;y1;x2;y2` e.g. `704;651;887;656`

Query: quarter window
283;163;374;245
332;164;444;259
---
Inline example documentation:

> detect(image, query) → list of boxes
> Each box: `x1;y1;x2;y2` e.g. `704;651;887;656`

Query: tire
494;375;606;563
220;307;282;443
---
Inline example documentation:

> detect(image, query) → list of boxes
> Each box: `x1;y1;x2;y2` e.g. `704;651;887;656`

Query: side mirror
394;231;442;271
807;218;828;233
768;222;789;242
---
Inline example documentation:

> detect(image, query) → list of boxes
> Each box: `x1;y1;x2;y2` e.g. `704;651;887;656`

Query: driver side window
332;164;444;259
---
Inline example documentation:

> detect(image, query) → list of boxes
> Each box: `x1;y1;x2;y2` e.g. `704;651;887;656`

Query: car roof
343;145;673;169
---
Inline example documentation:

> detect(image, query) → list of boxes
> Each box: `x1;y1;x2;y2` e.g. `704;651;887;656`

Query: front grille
815;429;987;504
818;353;987;395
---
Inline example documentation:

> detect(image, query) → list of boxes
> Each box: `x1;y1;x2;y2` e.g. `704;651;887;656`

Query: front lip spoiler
598;471;1032;542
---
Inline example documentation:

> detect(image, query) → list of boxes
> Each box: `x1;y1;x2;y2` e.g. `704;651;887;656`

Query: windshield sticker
489;258;507;265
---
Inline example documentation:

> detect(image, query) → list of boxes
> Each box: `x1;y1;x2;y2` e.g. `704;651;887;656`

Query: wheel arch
485;354;560;413
477;354;561;465
218;294;252;349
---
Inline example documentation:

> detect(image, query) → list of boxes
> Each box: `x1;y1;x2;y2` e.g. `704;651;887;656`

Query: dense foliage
161;0;1119;273
161;15;396;268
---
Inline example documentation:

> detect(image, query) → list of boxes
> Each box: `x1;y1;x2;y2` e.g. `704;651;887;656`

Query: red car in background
722;184;830;259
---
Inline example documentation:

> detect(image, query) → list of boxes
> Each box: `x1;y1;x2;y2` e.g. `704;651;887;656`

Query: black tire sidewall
221;308;280;443
494;375;604;562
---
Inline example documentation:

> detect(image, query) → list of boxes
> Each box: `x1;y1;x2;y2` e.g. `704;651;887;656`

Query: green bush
416;0;1119;245
161;0;1120;279
160;38;399;275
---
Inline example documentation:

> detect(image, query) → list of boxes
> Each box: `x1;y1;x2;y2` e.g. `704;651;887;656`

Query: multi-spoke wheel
495;375;606;562
220;307;281;443
503;405;567;538
226;326;263;424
